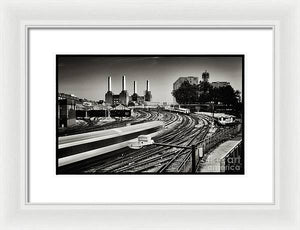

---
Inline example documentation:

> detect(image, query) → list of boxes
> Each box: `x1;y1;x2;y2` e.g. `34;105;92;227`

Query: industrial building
173;76;199;103
173;71;230;91
58;98;76;128
105;76;129;105
173;76;199;91
131;81;145;104
104;76;151;105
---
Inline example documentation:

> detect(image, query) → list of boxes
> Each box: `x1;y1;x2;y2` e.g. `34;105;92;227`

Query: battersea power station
105;76;152;106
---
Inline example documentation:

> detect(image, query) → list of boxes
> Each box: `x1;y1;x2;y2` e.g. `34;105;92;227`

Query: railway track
80;111;212;173
58;110;180;173
58;109;161;136
159;123;210;173
79;112;183;173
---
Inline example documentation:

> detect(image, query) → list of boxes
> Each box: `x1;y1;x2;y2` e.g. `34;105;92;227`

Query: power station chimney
133;81;137;94
122;75;126;91
119;75;129;105
105;76;113;105
108;76;112;91
145;80;152;102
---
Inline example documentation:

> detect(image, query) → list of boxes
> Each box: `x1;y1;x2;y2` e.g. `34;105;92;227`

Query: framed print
26;27;272;204
1;0;300;230
56;54;245;175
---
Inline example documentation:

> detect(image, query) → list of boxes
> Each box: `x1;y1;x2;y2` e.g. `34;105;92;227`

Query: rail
177;124;241;172
220;140;243;173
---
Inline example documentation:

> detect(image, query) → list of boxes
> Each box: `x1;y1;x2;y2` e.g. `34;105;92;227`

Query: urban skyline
57;56;243;103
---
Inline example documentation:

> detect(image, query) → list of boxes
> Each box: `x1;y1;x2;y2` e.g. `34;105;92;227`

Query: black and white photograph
57;55;244;174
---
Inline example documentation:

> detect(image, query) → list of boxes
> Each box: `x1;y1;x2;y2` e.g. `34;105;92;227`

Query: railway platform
198;136;242;173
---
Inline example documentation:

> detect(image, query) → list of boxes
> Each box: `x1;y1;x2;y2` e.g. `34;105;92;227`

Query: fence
220;140;243;173
75;109;131;118
178;124;241;172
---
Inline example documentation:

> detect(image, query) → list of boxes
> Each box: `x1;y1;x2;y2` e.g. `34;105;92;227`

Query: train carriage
58;121;165;167
163;106;190;114
215;114;236;126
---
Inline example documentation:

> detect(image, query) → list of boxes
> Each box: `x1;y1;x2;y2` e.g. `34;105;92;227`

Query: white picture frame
1;0;299;229
26;27;274;205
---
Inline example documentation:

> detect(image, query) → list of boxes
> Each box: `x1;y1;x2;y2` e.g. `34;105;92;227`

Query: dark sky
58;56;243;103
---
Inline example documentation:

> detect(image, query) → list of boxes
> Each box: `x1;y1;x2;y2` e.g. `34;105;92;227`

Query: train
214;114;236;126
163;106;190;114
58;121;165;167
194;112;237;126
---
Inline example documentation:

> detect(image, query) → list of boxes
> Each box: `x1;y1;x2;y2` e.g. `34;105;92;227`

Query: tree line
172;81;242;115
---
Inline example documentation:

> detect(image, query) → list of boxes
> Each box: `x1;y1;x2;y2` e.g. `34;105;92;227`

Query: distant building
211;81;230;88
104;76;129;105
110;104;131;117
202;70;209;82
114;104;128;110
137;96;145;104
119;91;129;105
58;93;80;127
112;94;120;105
104;76;150;106
173;76;199;103
92;104;108;110
58;98;76;128
144;101;162;109
130;81;145;104
131;93;138;102
75;103;85;111
58;92;79;102
104;91;114;104
173;76;199;91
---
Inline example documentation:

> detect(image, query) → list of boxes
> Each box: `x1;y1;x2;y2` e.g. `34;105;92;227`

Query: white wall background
0;0;299;230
